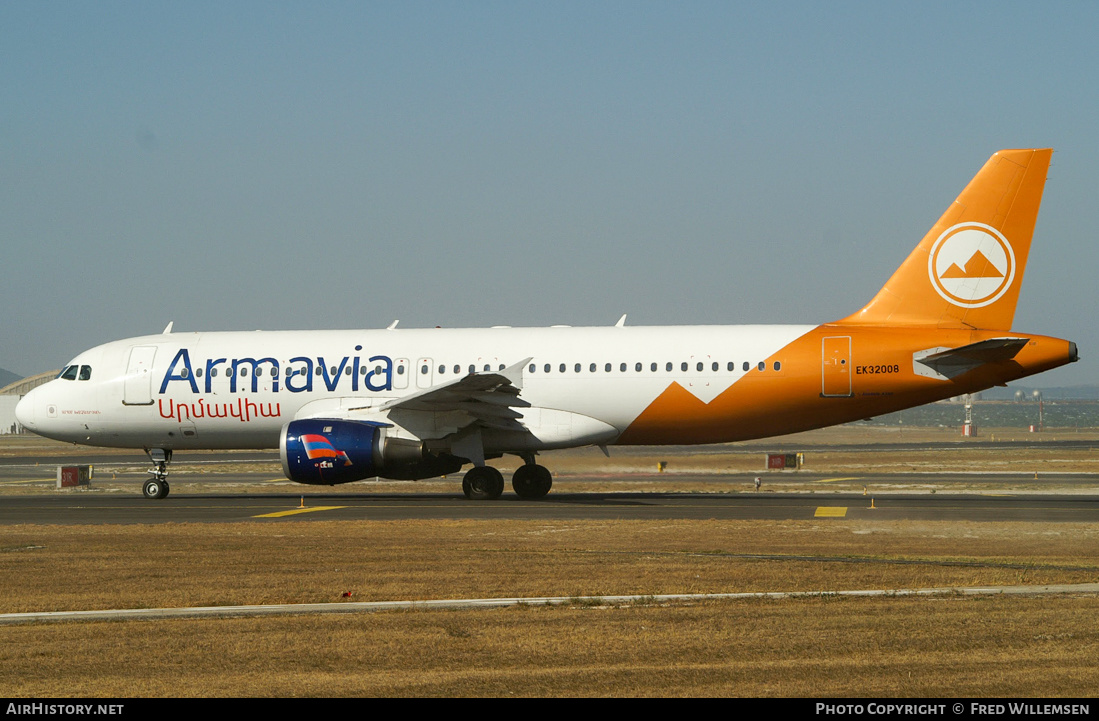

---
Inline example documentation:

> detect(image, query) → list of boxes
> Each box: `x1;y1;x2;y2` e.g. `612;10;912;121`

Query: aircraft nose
15;388;36;430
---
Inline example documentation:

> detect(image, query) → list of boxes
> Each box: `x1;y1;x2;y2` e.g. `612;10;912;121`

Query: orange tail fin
838;148;1052;330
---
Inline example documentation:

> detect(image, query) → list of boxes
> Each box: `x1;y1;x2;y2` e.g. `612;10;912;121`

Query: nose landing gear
142;448;172;499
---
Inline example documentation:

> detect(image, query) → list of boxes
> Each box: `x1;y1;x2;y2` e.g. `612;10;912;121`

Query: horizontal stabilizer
914;337;1029;380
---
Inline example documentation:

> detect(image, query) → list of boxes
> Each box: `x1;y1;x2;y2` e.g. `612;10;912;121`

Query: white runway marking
4;583;1099;625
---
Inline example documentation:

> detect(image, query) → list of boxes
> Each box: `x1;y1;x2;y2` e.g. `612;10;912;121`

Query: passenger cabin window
696;362;703;372
727;362;734;371
758;362;765;371
743;362;750;371
774;361;781;371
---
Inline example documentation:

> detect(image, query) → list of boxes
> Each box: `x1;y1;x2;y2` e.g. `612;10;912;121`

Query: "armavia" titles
158;348;396;395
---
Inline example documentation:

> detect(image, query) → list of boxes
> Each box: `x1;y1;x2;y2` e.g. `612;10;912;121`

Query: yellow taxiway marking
254;506;346;518
814;477;861;483
814;507;848;518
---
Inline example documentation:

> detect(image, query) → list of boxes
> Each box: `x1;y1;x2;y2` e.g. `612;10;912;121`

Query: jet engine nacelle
280;418;462;485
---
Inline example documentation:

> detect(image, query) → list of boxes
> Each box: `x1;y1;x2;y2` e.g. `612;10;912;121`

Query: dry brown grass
2;519;1099;696
3;596;1099;697
2;520;1098;613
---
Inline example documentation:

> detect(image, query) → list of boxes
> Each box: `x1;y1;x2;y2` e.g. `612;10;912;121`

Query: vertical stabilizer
838;149;1052;330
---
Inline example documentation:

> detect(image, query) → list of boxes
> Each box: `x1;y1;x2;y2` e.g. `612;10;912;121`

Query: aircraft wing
357;357;533;433
914;338;1030;379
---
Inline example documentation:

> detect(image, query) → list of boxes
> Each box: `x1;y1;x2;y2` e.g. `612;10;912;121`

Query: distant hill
0;368;22;390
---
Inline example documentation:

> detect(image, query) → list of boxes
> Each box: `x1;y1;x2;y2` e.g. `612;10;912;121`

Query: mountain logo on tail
928;222;1015;308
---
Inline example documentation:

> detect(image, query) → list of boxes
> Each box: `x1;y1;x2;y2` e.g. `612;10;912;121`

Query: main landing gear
142;448;172;500
462;466;505;500
461;458;553;500
511;463;552;499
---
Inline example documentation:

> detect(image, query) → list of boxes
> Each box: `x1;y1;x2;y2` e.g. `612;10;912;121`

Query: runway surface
3;489;1099;524
3;442;1099;524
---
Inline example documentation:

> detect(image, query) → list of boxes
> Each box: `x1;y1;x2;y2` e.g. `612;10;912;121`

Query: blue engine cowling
280;418;464;485
281;419;385;485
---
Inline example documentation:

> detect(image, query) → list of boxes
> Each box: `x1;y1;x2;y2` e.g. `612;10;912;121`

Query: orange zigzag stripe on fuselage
616;325;1073;445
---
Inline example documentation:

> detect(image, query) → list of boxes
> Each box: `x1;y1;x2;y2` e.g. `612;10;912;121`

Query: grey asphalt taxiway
3;446;1099;524
3;485;1099;524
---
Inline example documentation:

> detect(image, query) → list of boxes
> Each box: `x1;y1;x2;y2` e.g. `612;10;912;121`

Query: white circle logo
927;222;1015;308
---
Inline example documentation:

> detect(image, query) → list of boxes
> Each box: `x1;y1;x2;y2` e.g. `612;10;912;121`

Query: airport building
0;371;59;434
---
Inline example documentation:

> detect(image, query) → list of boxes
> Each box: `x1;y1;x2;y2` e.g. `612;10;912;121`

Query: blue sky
3;2;1098;385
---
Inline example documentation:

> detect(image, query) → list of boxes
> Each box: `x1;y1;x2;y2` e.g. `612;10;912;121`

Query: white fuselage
16;324;813;453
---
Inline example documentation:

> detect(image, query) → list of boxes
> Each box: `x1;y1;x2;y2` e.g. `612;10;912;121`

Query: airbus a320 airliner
16;149;1077;500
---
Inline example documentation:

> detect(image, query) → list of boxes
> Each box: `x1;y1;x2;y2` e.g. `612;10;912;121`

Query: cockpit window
60;366;79;381
78;365;92;381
